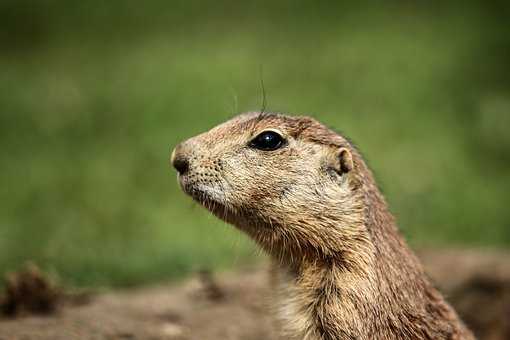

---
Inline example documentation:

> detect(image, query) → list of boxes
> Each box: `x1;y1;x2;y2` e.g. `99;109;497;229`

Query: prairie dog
171;112;475;340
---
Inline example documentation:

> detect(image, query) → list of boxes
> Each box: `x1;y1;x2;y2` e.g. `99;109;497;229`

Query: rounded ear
334;147;353;175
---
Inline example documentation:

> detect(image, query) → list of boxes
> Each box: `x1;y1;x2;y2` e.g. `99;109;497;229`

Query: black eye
249;130;286;151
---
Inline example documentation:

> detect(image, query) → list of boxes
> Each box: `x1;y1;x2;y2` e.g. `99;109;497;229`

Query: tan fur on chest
271;262;377;340
273;270;312;340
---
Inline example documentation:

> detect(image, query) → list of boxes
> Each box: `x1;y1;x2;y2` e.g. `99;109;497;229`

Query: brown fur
171;112;475;340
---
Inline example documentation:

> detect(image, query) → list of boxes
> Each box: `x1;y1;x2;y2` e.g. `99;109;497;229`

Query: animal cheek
279;185;293;200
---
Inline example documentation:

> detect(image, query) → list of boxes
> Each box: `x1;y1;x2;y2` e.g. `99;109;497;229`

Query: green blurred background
1;0;509;287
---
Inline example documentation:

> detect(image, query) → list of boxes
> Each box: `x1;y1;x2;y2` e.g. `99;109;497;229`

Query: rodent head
171;112;372;264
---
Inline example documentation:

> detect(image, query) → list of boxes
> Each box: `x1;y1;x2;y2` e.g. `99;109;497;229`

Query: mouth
178;175;225;208
177;174;246;226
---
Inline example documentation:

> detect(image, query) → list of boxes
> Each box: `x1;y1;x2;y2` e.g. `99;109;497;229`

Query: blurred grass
0;0;509;287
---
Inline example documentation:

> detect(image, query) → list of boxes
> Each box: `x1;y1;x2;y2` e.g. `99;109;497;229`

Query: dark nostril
172;155;189;174
171;144;190;175
170;143;189;175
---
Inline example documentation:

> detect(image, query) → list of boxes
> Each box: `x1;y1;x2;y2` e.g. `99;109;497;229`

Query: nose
171;144;189;175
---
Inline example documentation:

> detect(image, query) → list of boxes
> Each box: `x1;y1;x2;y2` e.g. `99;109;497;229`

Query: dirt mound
0;249;509;340
420;249;510;340
0;263;60;317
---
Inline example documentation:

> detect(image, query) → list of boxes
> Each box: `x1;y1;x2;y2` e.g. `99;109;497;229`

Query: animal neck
272;176;469;339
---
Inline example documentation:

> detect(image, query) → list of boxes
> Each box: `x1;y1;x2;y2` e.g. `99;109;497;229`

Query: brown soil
0;249;509;340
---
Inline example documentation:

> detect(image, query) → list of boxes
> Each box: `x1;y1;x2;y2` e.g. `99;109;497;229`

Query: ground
1;249;509;340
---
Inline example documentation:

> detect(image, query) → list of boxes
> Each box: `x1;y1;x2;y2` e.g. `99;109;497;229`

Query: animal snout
171;143;190;175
